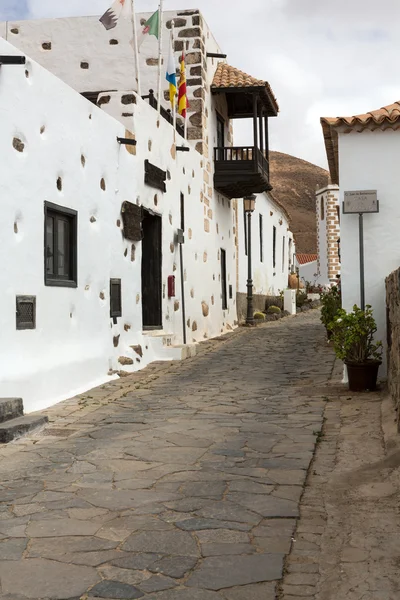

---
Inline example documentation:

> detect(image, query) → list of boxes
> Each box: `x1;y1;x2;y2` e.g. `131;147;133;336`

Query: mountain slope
269;151;329;254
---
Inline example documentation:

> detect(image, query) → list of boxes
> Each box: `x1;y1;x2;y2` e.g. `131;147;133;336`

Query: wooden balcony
214;146;271;199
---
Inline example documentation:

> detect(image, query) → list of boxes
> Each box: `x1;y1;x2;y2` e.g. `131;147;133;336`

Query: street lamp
244;194;257;325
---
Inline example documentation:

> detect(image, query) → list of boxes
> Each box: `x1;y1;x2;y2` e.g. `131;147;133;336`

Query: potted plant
330;305;382;392
320;285;341;339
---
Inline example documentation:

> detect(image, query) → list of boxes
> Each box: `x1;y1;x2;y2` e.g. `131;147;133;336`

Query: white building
295;254;318;288
316;184;340;286
237;192;294;319
321;101;400;373
0;10;281;411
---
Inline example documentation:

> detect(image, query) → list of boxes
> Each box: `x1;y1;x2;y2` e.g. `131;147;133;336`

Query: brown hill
269;151;329;254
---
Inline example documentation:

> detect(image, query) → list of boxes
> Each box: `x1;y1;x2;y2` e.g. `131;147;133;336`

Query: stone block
186;51;202;64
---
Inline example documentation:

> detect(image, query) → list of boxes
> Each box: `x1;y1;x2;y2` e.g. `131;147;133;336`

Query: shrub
265;296;283;311
320;285;341;334
296;291;308;308
253;311;265;321
330;305;382;364
267;306;281;315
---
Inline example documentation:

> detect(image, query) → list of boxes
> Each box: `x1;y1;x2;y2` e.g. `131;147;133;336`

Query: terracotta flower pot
345;360;381;392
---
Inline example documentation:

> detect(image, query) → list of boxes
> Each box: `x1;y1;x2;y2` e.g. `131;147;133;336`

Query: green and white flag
138;10;160;47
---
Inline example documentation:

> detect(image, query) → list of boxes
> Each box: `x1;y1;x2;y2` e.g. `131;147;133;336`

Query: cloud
6;0;400;168
0;0;29;20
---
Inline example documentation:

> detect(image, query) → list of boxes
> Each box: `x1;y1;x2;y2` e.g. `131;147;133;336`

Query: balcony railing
214;146;269;174
213;145;271;198
142;89;185;139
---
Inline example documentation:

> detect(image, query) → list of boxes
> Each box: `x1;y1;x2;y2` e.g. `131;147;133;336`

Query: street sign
343;190;379;214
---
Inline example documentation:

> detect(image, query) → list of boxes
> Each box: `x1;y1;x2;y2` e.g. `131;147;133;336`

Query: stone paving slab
0;311;335;599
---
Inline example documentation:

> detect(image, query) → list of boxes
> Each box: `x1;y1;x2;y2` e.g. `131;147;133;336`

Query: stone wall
386;268;400;430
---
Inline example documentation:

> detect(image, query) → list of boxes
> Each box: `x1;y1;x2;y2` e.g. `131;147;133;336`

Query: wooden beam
253;94;258;150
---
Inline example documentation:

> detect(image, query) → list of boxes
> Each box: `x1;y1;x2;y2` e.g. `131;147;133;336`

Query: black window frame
44;201;78;288
273;225;277;269
282;235;285;273
180;192;185;232
216;112;225;161
221;248;228;311
110;278;122;319
259;214;264;263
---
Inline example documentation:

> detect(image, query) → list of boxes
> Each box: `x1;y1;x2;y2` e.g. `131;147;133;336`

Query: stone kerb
386;268;400;431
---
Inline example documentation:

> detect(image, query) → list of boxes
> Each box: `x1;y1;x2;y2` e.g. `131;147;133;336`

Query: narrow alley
0;312;335;599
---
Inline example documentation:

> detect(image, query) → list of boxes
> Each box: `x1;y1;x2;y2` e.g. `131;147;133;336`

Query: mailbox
168;275;176;298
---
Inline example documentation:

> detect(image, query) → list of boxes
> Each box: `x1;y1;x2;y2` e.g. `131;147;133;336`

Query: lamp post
244;194;257;326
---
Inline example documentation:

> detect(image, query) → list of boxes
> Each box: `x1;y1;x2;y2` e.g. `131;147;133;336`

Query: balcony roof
211;63;279;119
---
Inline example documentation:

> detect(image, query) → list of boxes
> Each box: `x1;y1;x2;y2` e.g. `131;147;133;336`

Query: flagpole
171;20;177;142
157;0;164;114
130;0;141;96
183;43;187;140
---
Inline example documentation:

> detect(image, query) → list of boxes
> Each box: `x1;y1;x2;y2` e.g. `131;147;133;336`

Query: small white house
295;254;318;288
321;100;400;373
237;192;294;319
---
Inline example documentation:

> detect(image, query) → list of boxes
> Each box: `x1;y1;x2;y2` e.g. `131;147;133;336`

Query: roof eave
320;118;339;186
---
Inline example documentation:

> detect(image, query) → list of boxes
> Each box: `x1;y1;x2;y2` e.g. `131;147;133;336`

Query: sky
1;0;400;169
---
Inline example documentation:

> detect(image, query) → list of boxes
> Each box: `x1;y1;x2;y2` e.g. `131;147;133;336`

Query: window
180;193;185;231
273;226;277;269
221;249;227;310
110;279;122;318
259;214;264;263
282;236;285;273
44;202;77;287
216;113;225;160
336;205;340;224
289;238;293;270
320;197;325;220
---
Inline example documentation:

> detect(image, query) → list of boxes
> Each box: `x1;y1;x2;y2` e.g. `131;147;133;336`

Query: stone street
0;311;335;600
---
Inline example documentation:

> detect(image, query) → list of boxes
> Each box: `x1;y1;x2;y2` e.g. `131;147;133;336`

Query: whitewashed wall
0;37;236;413
298;261;318;286
237;193;293;296
338;128;400;374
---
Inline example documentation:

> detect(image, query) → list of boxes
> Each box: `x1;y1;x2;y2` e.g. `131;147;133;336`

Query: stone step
0;398;24;424
0;415;49;444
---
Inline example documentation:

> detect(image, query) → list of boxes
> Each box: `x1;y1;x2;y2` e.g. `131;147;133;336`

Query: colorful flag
178;52;188;118
138;10;160;47
99;0;128;30
166;37;177;108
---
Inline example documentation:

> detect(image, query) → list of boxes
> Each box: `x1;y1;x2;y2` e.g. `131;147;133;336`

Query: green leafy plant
296;291;308;308
267;306;281;315
330;305;383;364
320;285;341;334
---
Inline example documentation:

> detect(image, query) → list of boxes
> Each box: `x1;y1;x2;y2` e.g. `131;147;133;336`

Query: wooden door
141;211;162;329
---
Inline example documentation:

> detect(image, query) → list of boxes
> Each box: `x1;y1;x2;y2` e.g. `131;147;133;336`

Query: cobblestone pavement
0;311;335;600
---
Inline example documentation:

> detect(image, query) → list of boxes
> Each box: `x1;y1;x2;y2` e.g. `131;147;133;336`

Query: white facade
0;36;236;413
335;128;400;373
237;193;294;297
297;260;318;287
316;184;340;286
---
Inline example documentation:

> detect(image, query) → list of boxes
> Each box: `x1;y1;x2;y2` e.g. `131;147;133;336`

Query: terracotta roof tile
321;100;400;184
212;63;279;113
296;253;317;265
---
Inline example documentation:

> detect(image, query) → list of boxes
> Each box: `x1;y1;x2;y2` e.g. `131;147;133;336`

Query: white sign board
343;190;379;214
